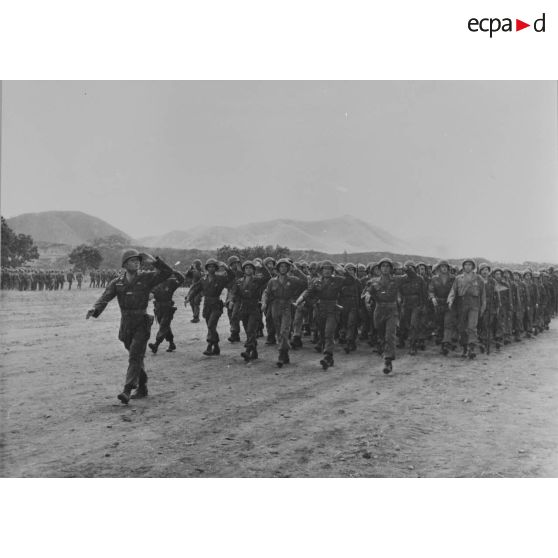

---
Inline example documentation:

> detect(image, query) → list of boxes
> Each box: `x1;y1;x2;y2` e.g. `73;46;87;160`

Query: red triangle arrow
516;19;530;31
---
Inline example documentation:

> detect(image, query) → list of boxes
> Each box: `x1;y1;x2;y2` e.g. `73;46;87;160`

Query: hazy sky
1;81;557;261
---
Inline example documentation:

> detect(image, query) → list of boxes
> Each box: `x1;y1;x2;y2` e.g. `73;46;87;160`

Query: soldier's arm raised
144;255;173;289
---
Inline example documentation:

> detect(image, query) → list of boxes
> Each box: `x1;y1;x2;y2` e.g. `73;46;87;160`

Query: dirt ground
1;287;557;477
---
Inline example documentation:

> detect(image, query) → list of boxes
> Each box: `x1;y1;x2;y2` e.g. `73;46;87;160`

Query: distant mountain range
137;215;413;253
7;211;131;245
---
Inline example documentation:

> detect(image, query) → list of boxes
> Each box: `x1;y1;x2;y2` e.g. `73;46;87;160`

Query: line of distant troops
85;250;557;403
0;268;120;290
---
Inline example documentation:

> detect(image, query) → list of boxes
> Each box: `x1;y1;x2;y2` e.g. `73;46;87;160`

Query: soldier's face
494;271;502;280
480;268;489;278
125;257;140;272
463;263;474;273
244;266;254;276
278;263;289;275
207;265;217;274
380;263;391;275
322;267;333;277
439;265;449;274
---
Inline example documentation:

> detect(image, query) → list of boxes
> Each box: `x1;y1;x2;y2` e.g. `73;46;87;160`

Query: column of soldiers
0;268;122;290
85;251;557;403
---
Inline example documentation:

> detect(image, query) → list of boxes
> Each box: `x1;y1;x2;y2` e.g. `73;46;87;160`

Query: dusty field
1;287;557;477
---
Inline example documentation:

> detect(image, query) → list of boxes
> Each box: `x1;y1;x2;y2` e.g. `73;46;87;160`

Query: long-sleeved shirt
91;257;173;317
186;267;235;303
447;272;486;310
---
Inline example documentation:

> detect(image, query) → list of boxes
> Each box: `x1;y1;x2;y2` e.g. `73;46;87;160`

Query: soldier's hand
86;309;95;320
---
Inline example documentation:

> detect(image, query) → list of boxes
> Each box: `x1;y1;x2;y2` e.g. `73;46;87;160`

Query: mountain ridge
7;210;131;246
137;215;412;253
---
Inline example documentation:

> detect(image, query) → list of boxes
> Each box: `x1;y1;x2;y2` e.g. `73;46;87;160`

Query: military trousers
154;303;177;343
494;306;512;342
399;300;423;346
203;300;223;344
432;302;457;344
239;305;261;350
315;300;340;354
189;292;202;320
227;301;241;335
265;306;276;338
119;312;152;390
338;301;358;343
373;302;399;360
456;295;480;346
270;300;293;352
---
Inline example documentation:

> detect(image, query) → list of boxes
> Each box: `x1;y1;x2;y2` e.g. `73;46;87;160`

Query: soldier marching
4;250;556;404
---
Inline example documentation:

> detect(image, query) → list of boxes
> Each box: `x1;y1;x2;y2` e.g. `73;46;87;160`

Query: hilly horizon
7;211;131;246
137;215;413;253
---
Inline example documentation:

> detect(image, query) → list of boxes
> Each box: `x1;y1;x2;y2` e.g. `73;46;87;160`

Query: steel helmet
478;263;491;273
345;262;356;271
205;258;219;270
276;258;292;269
263;257;276;267
193;259;202;266
227;255;241;265
403;260;416;269
318;260;335;270
462;259;476;270
378;257;394;269
121;249;142;267
241;260;255;270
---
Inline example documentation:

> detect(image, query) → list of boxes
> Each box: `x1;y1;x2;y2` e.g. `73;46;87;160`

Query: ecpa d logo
468;13;545;37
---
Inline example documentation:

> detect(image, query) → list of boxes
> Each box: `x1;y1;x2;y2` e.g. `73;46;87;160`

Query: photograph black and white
1;80;557;478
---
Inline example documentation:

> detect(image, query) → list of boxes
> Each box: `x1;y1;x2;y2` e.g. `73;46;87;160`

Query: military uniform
398;263;427;354
186;260;235;355
447;260;486;357
185;262;203;322
428;262;457;353
149;270;185;353
231;262;271;360
262;260;307;365
89;253;173;400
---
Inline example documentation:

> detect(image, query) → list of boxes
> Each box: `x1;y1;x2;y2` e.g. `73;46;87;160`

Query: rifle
486;280;493;355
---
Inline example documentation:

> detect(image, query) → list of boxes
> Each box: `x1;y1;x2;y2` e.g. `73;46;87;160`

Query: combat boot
382;358;393;375
250;348;258;360
418;340;426;351
228;332;241;343
117;387;132;404
320;352;334;370
440;342;449;356
276;350;287;368
190;317;200;323
166;341;176;352
212;343;220;356
461;345;468;358
310;332;319;345
241;350;251;362
131;385;148;399
409;342;417;356
148;342;159;354
203;343;214;356
265;334;277;345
